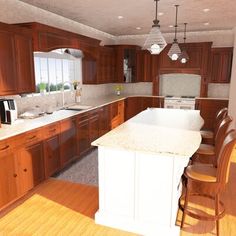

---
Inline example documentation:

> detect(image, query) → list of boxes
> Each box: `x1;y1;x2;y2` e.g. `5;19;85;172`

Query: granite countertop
0;94;164;141
92;108;202;157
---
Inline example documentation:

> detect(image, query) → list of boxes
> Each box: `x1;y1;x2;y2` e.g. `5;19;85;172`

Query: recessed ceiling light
204;22;210;26
158;12;164;16
169;25;174;28
117;16;124;19
136;27;141;30
203;8;210;12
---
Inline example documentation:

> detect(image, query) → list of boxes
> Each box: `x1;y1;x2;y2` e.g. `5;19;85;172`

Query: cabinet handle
28;135;36;140
0;145;9;151
23;168;27;172
13;174;17;178
49;128;56;132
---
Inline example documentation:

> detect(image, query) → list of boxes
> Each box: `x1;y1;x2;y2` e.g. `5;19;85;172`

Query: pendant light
179;23;189;63
168;5;181;60
143;0;167;55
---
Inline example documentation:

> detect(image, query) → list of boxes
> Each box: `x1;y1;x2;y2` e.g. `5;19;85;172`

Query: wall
0;0;115;45
208;83;230;98
228;28;236;128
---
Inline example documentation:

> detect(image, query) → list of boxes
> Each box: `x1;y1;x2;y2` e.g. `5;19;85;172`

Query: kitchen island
92;108;203;236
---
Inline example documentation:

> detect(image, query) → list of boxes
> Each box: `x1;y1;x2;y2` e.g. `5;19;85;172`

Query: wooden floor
0;148;236;235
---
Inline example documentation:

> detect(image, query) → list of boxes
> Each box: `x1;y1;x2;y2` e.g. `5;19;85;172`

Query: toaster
0;99;18;124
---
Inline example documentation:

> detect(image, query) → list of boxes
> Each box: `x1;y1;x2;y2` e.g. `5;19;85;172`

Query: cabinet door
0;30;17;95
44;135;60;178
60;118;77;166
125;97;142;121
99;105;111;136
142;97;154;110
82;57;97;84
0;152;18;208
90;113;100;143
77;118;90;156
18;142;45;195
14;34;35;93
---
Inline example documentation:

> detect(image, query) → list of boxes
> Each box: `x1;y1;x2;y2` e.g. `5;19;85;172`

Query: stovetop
165;95;195;99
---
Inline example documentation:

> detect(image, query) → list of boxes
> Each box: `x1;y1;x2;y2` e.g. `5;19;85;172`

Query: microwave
0;99;18;124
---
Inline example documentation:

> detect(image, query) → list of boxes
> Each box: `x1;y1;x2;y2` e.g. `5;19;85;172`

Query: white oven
164;97;196;110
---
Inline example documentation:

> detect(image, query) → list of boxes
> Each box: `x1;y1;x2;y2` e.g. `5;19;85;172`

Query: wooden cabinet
99;105;111;136
89;110;100;143
0;139;18;209
111;45;141;83
136;50;158;82
97;46;115;84
195;98;229;130
111;100;125;129
43;123;61;178
14;34;35;93
0;27;17;95
82;57;97;84
0;22;35;95
18;142;44;195
209;48;233;83
60;118;77;166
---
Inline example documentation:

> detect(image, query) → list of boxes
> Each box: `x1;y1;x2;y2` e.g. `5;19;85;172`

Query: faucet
60;81;72;109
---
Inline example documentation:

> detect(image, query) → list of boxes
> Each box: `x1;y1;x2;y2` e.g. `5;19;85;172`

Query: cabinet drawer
0;137;16;154
22;130;42;146
43;122;60;138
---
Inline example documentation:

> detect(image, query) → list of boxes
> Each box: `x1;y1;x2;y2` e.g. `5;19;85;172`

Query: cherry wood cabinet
0;139;18;209
82;57;97;84
0;29;17;95
18;142;44;195
125;97;164;120
14;34;35;93
43;123;61;178
99;105;111;136
209;47;233;83
60;118;78;166
111;100;125;129
0;22;35;95
97;46;115;84
195;98;229;130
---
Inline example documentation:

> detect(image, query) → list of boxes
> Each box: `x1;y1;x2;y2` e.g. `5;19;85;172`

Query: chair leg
215;193;220;236
181;187;190;228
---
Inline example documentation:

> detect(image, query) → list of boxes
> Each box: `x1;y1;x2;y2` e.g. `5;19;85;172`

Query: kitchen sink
63;104;92;111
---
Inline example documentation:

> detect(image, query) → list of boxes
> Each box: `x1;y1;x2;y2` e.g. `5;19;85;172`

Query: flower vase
116;90;121;96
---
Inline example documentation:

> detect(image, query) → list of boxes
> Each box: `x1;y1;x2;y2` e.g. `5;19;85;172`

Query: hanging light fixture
179;23;189;63
143;0;167;55
168;5;181;60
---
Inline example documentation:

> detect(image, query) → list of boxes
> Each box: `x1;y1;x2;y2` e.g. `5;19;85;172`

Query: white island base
95;147;190;236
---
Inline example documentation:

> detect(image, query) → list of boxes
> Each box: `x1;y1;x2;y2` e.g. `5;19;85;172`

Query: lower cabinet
111;100;124;129
0;151;18;209
44;135;60;178
60;118;77;167
18;142;45;195
99;105;111;136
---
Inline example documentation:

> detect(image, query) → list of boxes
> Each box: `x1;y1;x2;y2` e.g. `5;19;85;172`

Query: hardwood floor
0;148;236;235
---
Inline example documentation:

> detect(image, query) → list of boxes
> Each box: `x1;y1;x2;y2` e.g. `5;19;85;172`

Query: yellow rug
0;194;136;236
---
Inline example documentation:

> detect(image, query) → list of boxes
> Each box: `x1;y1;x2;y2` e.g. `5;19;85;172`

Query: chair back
216;130;236;187
214;107;228;133
214;115;233;163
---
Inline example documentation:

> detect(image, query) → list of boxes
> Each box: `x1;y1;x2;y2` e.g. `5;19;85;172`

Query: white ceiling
20;0;236;36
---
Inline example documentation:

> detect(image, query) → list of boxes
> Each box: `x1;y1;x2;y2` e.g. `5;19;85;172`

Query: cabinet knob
23;168;27;172
13;174;17;178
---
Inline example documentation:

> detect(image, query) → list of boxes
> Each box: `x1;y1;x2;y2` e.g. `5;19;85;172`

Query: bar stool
193;115;232;165
180;130;236;236
200;107;228;145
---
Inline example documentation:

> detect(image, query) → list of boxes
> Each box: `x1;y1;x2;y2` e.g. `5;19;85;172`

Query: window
34;50;82;93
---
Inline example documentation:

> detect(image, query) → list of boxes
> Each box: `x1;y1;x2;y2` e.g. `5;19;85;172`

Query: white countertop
0;94;163;140
92;108;202;157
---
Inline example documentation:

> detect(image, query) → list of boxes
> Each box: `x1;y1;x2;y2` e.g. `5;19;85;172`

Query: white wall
0;0;115;45
228;28;236;128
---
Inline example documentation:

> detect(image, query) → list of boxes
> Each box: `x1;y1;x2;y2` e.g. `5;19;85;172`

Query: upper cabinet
111;45;141;83
209;47;233;83
0;22;35;95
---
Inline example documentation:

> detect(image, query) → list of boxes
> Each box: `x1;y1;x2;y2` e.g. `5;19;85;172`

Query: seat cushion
196;143;215;155
185;164;217;182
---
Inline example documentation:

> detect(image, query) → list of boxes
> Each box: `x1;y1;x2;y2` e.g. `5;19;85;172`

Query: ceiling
20;0;236;36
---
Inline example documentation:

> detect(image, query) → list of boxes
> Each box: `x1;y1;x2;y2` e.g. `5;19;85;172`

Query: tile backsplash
1;82;152;115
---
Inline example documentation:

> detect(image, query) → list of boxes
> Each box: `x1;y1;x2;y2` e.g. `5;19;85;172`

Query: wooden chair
201;107;228;145
193;115;232;166
180;130;236;236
